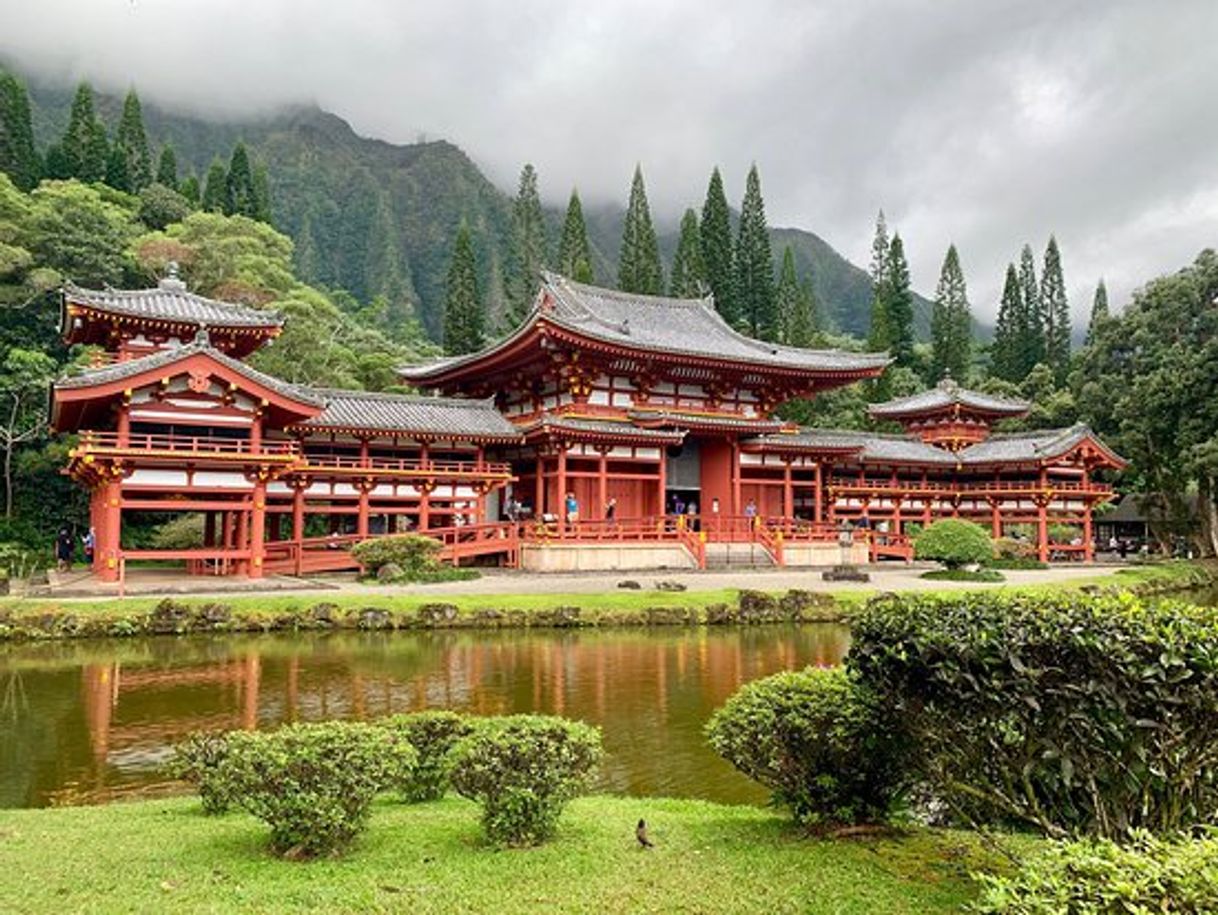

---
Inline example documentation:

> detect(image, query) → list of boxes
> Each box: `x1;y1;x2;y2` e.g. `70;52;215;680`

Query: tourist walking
55;526;74;572
605;497;617;525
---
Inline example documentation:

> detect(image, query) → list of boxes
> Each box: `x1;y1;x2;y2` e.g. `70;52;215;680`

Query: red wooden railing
77;430;298;457
829;476;1113;495
298;454;512;476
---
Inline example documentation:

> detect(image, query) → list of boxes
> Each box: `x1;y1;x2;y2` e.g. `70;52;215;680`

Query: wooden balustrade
76;430;297;457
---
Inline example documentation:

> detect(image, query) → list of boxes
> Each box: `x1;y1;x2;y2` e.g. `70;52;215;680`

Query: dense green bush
973;830;1218;913
849;591;1218;838
920;568;1005;582
449;715;602;846
380;710;474;802
349;533;480;583
705;667;913;827
166;731;232;814
219;722;416;857
913;519;993;568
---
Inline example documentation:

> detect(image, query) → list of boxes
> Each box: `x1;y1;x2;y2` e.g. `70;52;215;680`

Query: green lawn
0;795;1027;914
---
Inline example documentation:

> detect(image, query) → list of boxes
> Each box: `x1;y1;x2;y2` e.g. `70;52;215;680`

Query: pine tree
0;70;40;190
104;140;129;191
700;167;736;324
365;194;415;334
115;89;152;192
669;208;706;298
179;174;200;205
1017;244;1044;371
557;188;593;283
1086;278;1109;346
505;163;548;326
201;159;227;212
62;82;106;182
930;244;972;381
787;277;819;348
990;263;1023;381
866;210;891;351
734;164;776;340
155;144;178;189
617;165;662;295
252;165;271;222
774;245;800;342
443;221;485;355
1040;235;1071;383
224;143;258;217
884;233;915;366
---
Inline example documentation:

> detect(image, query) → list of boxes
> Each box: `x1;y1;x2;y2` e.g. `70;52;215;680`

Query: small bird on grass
636;818;654;849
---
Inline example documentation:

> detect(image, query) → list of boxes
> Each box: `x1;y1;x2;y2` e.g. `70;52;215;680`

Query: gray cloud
3;0;1216;320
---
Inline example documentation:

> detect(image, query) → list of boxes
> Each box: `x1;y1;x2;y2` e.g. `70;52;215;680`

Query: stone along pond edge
0;560;1213;643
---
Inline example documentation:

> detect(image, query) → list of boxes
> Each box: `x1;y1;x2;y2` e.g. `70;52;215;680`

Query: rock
737;590;781;622
654;580;687;592
377;562;405;582
645;606;694;625
822;565;870;583
536;605;581;627
416;603;459;626
357;607;392;630
309;602;338;625
778;589;836;620
148;598;192;634
704;603;735;625
473;608;504;626
195;603;232;626
617;580;642;590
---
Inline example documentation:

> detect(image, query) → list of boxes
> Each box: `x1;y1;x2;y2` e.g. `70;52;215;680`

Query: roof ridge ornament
193;324;211;347
159;261;188;293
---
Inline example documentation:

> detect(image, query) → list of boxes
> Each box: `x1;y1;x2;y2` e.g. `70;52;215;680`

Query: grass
0;794;1031;914
920;569;1006;583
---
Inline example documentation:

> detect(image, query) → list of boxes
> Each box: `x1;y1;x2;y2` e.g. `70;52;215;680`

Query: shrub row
169;713;601;857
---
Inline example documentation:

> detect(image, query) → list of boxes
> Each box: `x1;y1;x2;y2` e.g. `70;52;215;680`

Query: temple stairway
703;542;777;570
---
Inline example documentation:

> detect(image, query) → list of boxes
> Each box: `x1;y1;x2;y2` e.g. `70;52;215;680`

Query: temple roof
627;408;792;434
519;415;686;444
869;376;1029;419
63;276;285;330
294;389;521;440
402;272;890;382
957;424;1126;466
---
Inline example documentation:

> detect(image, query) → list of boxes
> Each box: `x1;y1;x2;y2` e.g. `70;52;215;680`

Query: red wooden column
990;498;1002;538
249;478;267;578
418;443;431;530
597;448;609;519
97;477;123;583
291;484;305;542
657;447;668;517
235;509;249;575
1081;464;1093;562
357;483;370;539
812;461;823;524
534;455;545;516
782;460;794;518
1036;466;1050;563
556;447;568;530
116;399;131;447
730;441;740;516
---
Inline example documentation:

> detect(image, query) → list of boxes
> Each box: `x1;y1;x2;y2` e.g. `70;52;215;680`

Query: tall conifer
774;245;800;342
669;208;706;298
930;244;972;381
155;144;178;189
202;159;227;212
506;163;548;326
62;82;106;182
115;89;152;191
700;167;735;324
990;263;1023;381
866;210;891;351
617;165;662;295
734;164;776;340
1086;279;1109;346
179;174;200;205
0;71;40;190
1017;244;1044;370
557;188;593;283
224;143;258;217
443;221;485;355
1040;235;1070;383
104;141;129;191
365;194;415;332
787;277;818;348
884;233;915;366
252;165;271;222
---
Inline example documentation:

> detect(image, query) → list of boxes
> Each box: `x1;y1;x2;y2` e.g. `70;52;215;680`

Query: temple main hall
49;270;1124;582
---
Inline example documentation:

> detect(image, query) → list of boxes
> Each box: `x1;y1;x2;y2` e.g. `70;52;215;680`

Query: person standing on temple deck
82;527;95;567
686;499;699;532
55;526;74;572
744;499;758;528
565;492;579;526
605;497;617;526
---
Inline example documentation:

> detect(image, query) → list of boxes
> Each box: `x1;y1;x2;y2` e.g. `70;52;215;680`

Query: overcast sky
3;0;1217;320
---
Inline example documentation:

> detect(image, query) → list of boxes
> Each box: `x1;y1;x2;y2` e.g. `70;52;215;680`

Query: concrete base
783;543;870;567
520;543;698;572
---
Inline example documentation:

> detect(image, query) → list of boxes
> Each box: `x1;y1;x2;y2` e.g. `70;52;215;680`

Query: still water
0;624;850;809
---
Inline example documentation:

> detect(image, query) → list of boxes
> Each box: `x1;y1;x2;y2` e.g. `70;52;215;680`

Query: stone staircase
703;542;777;570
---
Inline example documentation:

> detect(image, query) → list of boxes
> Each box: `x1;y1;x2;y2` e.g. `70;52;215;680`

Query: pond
0;624;850;809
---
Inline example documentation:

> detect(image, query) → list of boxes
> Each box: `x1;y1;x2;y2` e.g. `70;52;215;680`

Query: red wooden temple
49;269;1124;582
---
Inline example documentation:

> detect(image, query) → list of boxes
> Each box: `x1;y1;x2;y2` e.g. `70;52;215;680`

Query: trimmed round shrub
705;667;913;827
219;721;416;857
351;534;443;580
973;830;1218;913
166;731;232;814
449;715;602;846
380;710;475;802
914;519;992;568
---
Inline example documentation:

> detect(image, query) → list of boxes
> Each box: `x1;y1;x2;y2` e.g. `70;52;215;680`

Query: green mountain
22;73;929;341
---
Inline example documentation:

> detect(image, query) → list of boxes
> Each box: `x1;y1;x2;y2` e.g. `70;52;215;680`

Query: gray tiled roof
55;337;322;406
745;429;959;465
870;377;1029;418
627;409;790;431
65;278;284;328
297;390;522;439
402;273;890;380
957;424;1125;465
520;416;686;442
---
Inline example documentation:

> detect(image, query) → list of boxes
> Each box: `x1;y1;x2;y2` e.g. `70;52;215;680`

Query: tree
25;180;140;286
1017;244;1044;372
990;263;1023;381
0;70;40;190
1086;279;1109;346
156;144;178;190
787;277;819;347
617;165;662;295
669;208;706;298
505;163;548;328
557;188;593;283
115;89;152;192
224;143;258;218
364;193;416;335
1040;235;1071;383
930;244;972;381
62;83;107;183
884;233;915;367
252;165;271;223
202;159;227;212
137;183;192;230
104;141;130;192
442;221;485;355
774;245;800;342
179;174;200;205
866;210;891;352
734;164;776;339
700;167;735;324
0;348;56;518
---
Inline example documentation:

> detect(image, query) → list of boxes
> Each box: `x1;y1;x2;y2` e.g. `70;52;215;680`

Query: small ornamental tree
219;722;416;857
351;533;443;580
913;519;992;568
380;711;475;802
449;715;602;846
